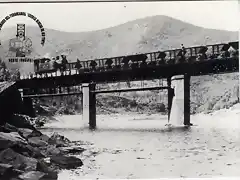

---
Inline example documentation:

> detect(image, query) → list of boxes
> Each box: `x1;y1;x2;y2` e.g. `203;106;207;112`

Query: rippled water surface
42;105;240;179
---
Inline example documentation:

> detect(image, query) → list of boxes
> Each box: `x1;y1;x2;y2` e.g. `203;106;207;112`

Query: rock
18;171;45;180
0;123;18;133
48;133;70;147
19;171;58;180
38;135;50;142
59;146;85;155
0;163;14;178
18;170;57;180
5;123;19;132
0;132;26;143
18;129;49;146
0;125;11;133
50;155;83;169
0;148;38;171
28;137;49;147
27;130;43;139
0;163;22;180
36;159;58;179
8;114;36;131
0;163;13;175
10;144;45;159
10;178;22;180
18;128;34;139
26;145;46;159
39;145;61;157
0;132;27;151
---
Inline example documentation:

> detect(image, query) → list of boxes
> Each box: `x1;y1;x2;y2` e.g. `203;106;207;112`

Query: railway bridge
15;41;239;129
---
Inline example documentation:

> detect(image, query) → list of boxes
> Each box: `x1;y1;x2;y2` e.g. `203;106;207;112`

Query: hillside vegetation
0;15;238;115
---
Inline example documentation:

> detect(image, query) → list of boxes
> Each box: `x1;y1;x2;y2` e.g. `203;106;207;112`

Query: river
41;104;240;179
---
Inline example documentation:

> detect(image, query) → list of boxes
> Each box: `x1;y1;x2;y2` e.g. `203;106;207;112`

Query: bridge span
15;41;239;129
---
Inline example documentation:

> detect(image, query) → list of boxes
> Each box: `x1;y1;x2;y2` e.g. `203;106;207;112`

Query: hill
0;15;238;114
0;15;238;73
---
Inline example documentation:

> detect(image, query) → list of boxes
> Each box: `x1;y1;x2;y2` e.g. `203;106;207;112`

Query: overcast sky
0;1;239;32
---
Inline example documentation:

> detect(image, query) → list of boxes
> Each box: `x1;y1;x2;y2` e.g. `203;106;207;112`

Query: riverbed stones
3;123;19;132
27;130;43;139
36;159;58;179
18;171;45;180
0;163;23;180
39;145;61;156
8;114;35;130
11;144;45;159
0;132;27;150
50;155;83;169
28;137;49;147
48;132;71;147
0;163;14;176
59;146;85;155
0;148;38;171
0;122;85;179
18;170;58;180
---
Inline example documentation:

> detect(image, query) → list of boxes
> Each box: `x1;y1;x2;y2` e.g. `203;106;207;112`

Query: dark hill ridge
0;15;238;114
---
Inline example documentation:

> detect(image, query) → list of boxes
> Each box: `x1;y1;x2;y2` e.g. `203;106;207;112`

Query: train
33;55;70;75
33;42;238;76
34;58;56;75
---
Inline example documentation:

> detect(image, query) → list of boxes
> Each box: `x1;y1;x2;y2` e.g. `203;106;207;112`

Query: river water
42;103;240;179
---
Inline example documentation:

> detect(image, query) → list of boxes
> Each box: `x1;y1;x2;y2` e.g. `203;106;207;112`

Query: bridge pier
82;83;96;130
183;74;191;125
170;75;191;126
167;77;174;121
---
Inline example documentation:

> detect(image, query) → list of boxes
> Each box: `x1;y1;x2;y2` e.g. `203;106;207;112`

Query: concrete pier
170;74;191;125
167;77;174;121
183;74;191;125
82;83;96;129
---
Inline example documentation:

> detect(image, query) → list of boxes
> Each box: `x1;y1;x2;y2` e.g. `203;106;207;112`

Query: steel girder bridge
16;41;239;129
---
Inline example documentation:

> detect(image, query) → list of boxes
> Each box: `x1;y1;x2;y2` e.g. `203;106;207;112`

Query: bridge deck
16;41;239;89
16;56;238;89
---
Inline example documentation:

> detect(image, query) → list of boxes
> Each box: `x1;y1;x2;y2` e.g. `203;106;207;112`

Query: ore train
33;42;238;76
33;55;70;75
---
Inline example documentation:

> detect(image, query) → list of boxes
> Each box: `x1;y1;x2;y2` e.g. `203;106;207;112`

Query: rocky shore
0;114;85;180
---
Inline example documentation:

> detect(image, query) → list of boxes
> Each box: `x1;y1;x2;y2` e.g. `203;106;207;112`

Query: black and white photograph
0;0;239;179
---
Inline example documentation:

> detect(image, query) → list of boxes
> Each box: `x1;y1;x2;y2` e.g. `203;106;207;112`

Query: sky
0;1;239;32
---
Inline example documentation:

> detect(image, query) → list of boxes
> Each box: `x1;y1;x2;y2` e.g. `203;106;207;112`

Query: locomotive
33;55;68;75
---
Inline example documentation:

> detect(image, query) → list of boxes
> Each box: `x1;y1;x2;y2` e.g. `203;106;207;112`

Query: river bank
0;114;87;180
41;104;240;179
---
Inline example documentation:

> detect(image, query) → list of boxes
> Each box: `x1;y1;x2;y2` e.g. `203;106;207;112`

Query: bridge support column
167;77;174;121
82;83;96;130
183;74;191;125
89;83;96;129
